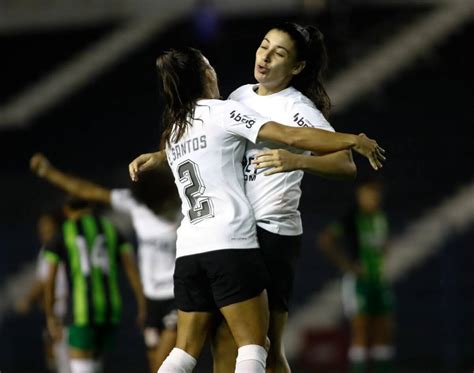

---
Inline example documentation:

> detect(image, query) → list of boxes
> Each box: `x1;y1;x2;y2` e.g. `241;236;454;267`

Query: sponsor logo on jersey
293;113;311;127
168;135;207;166
230;110;256;129
242;155;259;181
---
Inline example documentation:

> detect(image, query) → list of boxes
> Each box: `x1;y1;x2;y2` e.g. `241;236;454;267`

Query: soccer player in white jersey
30;154;179;373
211;22;380;373
129;47;385;373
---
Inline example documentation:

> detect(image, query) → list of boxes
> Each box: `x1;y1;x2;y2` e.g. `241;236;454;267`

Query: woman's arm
120;250;146;328
253;149;356;180
257;122;385;170
30;153;111;204
128;151;166;181
15;281;44;314
44;260;63;342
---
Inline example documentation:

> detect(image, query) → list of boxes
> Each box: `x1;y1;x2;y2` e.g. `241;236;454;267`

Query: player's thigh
369;282;395;344
371;314;394;345
204;249;270;346
351;314;369;346
219;290;269;347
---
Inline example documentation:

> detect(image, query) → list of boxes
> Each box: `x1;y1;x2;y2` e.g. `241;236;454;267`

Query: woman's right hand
353;133;386;170
30;153;52;177
128;152;164;181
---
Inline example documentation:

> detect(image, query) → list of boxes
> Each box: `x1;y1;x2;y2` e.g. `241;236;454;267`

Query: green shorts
68;324;118;352
342;274;394;316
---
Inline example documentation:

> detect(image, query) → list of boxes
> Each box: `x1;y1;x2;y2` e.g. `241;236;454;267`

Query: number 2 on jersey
178;160;214;224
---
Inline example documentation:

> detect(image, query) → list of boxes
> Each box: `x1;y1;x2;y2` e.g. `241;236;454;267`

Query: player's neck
256;82;288;96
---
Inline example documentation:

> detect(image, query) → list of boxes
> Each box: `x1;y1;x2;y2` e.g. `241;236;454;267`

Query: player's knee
144;327;160;349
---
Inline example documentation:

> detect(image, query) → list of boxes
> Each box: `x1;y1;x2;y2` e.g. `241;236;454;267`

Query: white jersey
165;99;268;259
229;84;335;236
37;249;68;318
111;189;176;300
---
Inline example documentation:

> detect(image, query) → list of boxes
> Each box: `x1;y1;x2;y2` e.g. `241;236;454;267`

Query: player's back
165;98;267;258
45;213;131;325
110;188;176;300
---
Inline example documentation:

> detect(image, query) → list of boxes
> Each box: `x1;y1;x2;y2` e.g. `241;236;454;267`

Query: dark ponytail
274;23;331;119
156;47;208;148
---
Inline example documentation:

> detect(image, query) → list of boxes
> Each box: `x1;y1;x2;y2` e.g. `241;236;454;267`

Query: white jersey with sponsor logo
111;189;176;300
229;84;335;236
165;99;268;259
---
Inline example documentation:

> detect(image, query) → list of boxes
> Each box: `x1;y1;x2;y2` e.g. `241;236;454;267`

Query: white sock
235;344;267;373
53;338;71;373
348;346;368;363
157;348;197;373
70;359;96;373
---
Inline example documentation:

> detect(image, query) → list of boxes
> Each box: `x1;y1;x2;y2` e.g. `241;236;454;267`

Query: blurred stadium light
0;13;189;129
0;0;309;130
1;0;473;129
327;0;474;112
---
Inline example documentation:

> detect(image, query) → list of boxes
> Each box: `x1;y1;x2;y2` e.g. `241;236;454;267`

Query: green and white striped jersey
44;214;132;326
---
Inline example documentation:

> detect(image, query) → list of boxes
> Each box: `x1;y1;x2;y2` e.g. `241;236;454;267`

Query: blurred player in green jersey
318;178;395;373
43;196;146;373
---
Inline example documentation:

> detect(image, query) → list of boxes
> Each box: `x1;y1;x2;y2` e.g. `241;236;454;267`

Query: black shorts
257;226;302;312
145;298;178;331
174;248;270;312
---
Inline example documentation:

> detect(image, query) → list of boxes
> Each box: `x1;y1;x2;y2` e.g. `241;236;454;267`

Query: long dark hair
130;166;179;216
156;47;208;148
273;22;331;118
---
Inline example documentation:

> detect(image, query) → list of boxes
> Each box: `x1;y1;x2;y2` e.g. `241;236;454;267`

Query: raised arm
129;150;166;182
30;153;111;204
257;122;385;170
254;149;356;180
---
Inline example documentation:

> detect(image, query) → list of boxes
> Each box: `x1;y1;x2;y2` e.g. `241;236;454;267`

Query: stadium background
1;0;473;372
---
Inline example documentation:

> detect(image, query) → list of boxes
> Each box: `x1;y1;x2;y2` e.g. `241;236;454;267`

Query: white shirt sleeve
110;189;136;214
290;101;335;132
219;100;269;143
